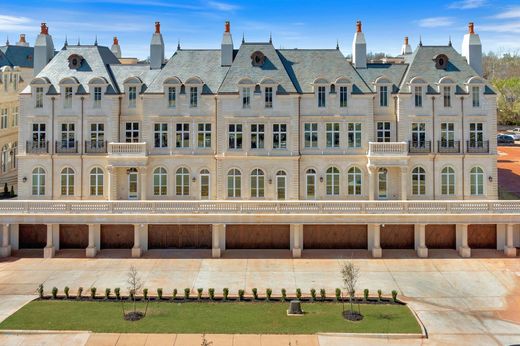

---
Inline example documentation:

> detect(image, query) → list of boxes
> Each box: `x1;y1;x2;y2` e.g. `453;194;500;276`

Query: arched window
441;167;455;195
60;167;74;196
1;145;8;173
153;167;167;196
412;167;426;195
200;169;210;199
470;167;484;195
326;167;340;196
90;167;104;196
276;170;287;200
306;169;316;199
11;141;17;169
227;169;241;198
347;167;362;195
32;167;45;196
250;169;265;198
175;167;190;196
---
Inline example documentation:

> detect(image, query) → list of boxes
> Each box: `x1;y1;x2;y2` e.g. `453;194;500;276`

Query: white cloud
207;1;239;11
0;15;34;32
494;7;520;19
416;17;455;28
448;0;486;9
479;22;520;33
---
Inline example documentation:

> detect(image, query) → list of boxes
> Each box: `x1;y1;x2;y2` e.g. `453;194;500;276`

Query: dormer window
242;87;251;109
414;86;423;107
128;86;137;108
443;86;451;108
35;87;44;108
168;87;176;108
64;87;73;108
318;86;326;108
472;86;480;107
340;86;348;108
379;86;388;107
190;87;198;108
265;87;273;108
93;87;102;108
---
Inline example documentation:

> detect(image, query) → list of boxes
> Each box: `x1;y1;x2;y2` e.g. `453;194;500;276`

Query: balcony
26;141;48;154
438;140;461;154
467;140;489;154
408;141;431;154
368;142;407;156
55;141;78;154
107;142;148;166
85;141;107;154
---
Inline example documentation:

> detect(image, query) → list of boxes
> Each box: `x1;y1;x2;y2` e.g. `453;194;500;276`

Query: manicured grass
0;300;421;334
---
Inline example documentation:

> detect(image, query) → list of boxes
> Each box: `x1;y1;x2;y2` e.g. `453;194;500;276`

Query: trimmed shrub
266;288;272;301
296;288;302;300
252;288;258;301
90;287;96;299
223;288;229;301
281;288;287;302
208;288;215;301
143;288;148;300
77;287;84;300
392;290;398;303
197;288;203;301
238;289;245;301
64;286;70;299
37;284;44;299
172;288;178;301
320;289;326;301
377;289;382;302
105;288;111;300
364;289;369;301
114;288;120;300
157;288;163;300
51;287;58;299
184;288;190;301
335;288;341;301
310;288;316;302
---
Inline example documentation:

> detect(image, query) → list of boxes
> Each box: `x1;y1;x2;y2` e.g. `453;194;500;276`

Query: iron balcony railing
55;141;78;154
26;141;48;154
85;141;107;154
467;140;489;154
408;141;431;154
438;140;461;154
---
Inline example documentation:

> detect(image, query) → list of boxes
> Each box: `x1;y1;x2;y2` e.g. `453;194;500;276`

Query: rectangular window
251;124;264;149
443;86;451;107
93;87;102;108
440;123;455;146
168;87;176;108
379;86;388;107
412;123;426;145
35;87;44;108
376;122;391;142
0;109;7;129
128;86;137;108
32;123;46;146
197;123;212;148
154;123;168;148
304;123;318;148
339;86;348;108
347;123;362;148
12;106;18;127
265;87;273;108
61;123;75;148
90;123;104;145
326;123;340;148
273;124;287;149
318;86;326;107
190;87;198;107
242;87;251;108
469;123;483;146
125;122;139;142
64;87;73;108
228;124;242;149
176;123;190;148
414;86;422;107
472;86;480;107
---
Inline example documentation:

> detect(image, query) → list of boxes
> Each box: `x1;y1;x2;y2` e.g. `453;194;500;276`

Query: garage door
468;224;497;249
380;224;414;249
226;225;290;249
148;225;211;249
19;224;47;249
303;225;367;249
59;224;88;249
426;225;456;249
100;225;134;249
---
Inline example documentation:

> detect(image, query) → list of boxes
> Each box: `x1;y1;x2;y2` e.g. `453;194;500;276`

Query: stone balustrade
368;142;408;156
107;142;147;155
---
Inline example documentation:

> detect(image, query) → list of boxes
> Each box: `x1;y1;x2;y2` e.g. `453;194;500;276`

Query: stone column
367;166;375;201
415;224;428;258
107;166;115;200
290;224;303;258
504;224;517;257
0;224;11;257
370;224;382;258
400;167;408;200
139;167;147;200
212;224;226;258
457;224;471;258
132;224;143;258
44;224;55;258
86;224;97;258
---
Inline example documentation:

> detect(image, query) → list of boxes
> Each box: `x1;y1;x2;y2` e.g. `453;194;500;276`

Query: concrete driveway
0;248;518;345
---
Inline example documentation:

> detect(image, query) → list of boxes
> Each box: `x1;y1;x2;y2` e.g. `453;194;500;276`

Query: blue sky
1;0;520;58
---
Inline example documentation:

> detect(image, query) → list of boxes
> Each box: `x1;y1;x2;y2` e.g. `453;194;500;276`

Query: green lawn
0;300;421;334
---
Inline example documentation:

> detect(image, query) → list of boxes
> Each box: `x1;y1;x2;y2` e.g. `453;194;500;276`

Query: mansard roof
219;42;297;94
110;64;160;93
278;49;371;94
0;45;34;68
356;63;408;93
146;50;229;94
400;45;495;94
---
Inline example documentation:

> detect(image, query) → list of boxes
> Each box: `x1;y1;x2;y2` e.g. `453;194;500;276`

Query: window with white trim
472;86;480;107
250;169;265;198
32;167;46;196
265;87;273;108
60;167;75;196
412;167;426;195
63;87;73;109
153;167;167;196
379;85;388;107
128;86;137;108
306;169;316;199
470;167;484;196
340;86;348;107
197;123;211;148
251;124;264;149
35;87;44;108
125;122;139;142
93;87;102;108
326;167;340;196
227;169;241;198
376;122;391;142
90;167;104;196
443;86;451;107
273;123;287;149
318;86;326;107
168;87;176;108
228;124;242;149
441;167;455;195
242;87;251;109
190;87;198;107
347;123;362;148
176;123;190;148
414;86;422;107
154;123;168;148
0;108;7;129
175;167;190;196
326;123;340;148
348;167;362;195
304;123;318;148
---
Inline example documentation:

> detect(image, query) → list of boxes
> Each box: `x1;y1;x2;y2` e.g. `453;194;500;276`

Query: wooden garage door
468;224;497;249
59;224;88;249
380;224;414;249
148;225;211;249
19;224;47;249
100;225;134;249
226;225;290;249
426;225;456;249
303;225;367;249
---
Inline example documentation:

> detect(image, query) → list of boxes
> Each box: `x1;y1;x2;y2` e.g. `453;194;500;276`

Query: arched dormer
438;76;455;85
185;76;204;85
238;77;255;86
312;77;329;86
409;76;427;85
30;77;52;99
185;76;203;108
260;77;277;85
163;77;182;86
88;76;108;86
466;76;484;107
335;77;352;85
123;76;143;85
373;75;391;85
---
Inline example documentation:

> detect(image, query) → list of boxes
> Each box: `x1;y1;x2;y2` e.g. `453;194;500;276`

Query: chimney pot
19;34;26;43
225;21;230;33
404;36;409;45
40;23;48;35
113;36;119;45
356;20;362;33
469;22;474;34
155;21;160;34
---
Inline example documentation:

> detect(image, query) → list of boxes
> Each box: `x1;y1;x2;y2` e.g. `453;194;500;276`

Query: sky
1;0;520;59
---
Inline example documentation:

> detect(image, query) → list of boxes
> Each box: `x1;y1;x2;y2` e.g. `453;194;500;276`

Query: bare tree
127;265;143;314
341;261;360;314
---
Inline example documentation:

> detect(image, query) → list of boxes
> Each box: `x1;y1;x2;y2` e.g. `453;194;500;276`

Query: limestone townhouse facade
1;21;517;260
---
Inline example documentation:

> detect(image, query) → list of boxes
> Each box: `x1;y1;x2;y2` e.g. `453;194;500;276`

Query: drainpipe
393;96;398;140
214;96;218;199
50;96;55;199
432;96;436;200
80;96;84;199
117;96;122;142
461;96;465;200
297;95;301;200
